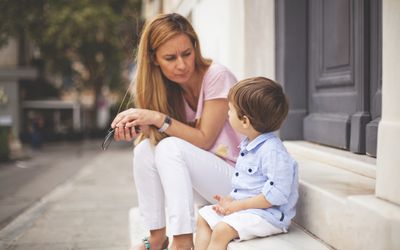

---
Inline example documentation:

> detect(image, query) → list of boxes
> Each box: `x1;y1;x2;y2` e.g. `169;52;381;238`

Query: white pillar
192;0;245;80
376;0;400;205
243;0;275;80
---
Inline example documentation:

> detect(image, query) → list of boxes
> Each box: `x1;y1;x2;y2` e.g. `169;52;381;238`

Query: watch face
165;116;172;125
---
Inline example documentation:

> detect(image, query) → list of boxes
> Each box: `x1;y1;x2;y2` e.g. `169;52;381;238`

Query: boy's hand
212;195;242;216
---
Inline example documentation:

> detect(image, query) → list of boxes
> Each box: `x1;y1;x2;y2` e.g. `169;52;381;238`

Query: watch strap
158;115;172;133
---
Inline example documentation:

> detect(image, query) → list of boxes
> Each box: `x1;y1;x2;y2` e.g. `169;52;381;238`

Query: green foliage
0;0;45;47
0;0;142;94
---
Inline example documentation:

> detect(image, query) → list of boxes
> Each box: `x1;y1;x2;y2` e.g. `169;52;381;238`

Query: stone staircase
129;141;400;250
285;141;400;250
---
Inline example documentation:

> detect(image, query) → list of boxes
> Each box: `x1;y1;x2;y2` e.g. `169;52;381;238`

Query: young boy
194;77;299;250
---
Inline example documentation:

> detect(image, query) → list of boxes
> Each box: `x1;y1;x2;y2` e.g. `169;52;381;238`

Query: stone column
243;0;275;79
376;0;400;205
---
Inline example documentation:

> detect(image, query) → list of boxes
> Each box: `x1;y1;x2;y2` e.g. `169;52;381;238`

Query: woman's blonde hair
134;13;211;145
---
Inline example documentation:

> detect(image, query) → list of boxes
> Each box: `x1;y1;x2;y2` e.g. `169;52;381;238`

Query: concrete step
285;141;376;178
227;223;331;250
284;141;400;250
129;207;331;250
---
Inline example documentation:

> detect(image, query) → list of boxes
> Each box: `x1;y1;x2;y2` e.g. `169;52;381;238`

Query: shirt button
248;168;252;173
234;189;237;192
270;181;274;185
240;152;245;156
235;172;239;177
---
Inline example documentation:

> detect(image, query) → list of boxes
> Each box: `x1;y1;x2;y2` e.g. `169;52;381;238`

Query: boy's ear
241;115;251;129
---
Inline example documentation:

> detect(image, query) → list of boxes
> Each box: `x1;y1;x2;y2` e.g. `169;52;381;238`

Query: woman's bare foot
169;233;193;250
130;236;169;250
130;228;169;250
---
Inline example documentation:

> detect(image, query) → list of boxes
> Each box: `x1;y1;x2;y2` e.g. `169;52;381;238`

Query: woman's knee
155;137;184;151
133;139;154;170
154;137;185;162
134;138;152;155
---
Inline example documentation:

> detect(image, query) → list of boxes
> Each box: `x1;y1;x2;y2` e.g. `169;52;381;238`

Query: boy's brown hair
228;77;289;133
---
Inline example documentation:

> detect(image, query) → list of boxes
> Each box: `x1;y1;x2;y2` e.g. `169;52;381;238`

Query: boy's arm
234;193;272;210
260;149;296;207
212;195;233;215
213;193;272;215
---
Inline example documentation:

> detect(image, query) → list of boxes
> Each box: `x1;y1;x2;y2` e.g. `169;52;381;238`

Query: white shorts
198;205;284;241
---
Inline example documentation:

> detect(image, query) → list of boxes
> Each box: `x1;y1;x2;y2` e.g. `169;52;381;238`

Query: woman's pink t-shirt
184;62;243;165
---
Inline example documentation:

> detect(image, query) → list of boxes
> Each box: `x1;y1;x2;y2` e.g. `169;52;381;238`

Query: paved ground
0;139;137;250
0;140;104;230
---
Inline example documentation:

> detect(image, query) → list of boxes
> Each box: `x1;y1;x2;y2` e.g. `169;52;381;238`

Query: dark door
303;0;381;155
365;0;381;157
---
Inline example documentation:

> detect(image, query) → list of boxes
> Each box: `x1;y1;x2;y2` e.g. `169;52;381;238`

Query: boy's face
228;102;245;134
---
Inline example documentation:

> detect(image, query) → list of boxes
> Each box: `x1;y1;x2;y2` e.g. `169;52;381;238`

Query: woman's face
154;33;196;85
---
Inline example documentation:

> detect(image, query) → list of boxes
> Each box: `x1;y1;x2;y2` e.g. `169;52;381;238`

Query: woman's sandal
142;236;169;250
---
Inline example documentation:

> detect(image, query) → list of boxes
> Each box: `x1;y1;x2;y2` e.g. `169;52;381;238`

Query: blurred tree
0;0;42;47
0;0;142;127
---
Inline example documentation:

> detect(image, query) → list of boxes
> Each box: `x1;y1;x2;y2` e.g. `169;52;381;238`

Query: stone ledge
284;141;376;178
287;142;400;250
129;207;331;250
227;223;331;250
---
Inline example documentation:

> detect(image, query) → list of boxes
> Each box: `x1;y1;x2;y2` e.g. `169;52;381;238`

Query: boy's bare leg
194;216;212;250
207;222;238;250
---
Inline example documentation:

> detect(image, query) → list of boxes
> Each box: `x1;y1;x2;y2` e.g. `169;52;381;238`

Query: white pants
133;137;234;235
199;205;284;241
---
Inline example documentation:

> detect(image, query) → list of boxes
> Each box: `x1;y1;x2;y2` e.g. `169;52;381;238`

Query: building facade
0;37;85;157
141;0;400;249
0;38;37;157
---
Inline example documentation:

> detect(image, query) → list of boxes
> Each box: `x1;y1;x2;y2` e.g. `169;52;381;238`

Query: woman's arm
164;99;228;149
111;99;228;150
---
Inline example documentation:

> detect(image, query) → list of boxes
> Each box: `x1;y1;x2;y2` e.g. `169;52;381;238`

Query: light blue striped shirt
230;132;299;230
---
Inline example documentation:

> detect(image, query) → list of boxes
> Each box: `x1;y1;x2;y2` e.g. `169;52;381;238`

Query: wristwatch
158;115;172;133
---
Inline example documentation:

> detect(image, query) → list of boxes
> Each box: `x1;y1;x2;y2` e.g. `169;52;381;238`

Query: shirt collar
240;132;276;152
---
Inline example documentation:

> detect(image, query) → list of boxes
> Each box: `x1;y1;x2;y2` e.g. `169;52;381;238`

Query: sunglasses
101;128;115;151
101;126;141;151
101;81;136;151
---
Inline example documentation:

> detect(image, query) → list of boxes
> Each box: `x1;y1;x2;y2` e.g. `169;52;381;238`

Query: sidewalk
0;139;332;250
0;142;137;250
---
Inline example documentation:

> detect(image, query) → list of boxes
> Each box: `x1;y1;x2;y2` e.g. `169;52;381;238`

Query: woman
111;13;242;250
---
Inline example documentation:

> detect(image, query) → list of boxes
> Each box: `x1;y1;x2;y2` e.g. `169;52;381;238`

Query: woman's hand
111;108;163;141
212;195;242;216
113;126;138;141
